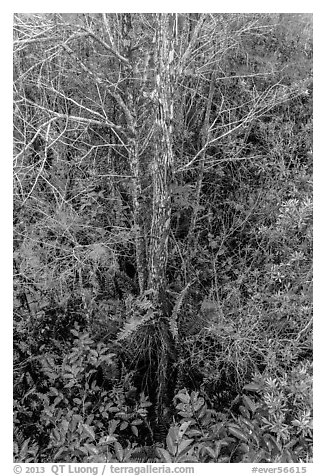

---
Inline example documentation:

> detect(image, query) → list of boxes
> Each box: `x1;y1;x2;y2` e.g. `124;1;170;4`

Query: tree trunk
121;13;148;294
148;14;175;313
129;136;148;294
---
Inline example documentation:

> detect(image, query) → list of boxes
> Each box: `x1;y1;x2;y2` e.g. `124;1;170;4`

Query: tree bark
121;14;148;294
148;14;175;313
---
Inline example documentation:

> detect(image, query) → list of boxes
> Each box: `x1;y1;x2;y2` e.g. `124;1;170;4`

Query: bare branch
17;96;125;132
22;121;52;206
60;41;135;134
85;25;130;67
177;14;205;76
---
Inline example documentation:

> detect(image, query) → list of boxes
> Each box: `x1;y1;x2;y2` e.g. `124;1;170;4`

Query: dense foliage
13;13;312;463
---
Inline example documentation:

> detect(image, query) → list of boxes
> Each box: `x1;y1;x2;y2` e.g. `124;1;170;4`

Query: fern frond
116;309;155;342
130;446;158;462
136;296;154;311
13;427;25;446
169;282;192;341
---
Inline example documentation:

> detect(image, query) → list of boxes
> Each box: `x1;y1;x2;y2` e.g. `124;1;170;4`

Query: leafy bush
156;378;312;463
14;325;152;462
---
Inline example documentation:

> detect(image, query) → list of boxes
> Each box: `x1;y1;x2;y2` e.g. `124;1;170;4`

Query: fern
169;282;192;341
130;445;159;462
116;309;155;342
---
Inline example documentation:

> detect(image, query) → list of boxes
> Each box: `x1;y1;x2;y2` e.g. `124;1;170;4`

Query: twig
296;317;313;342
22;122;52;206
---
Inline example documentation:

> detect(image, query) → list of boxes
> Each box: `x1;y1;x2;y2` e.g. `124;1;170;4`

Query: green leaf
131;425;138;437
83;443;98;455
52;429;61;442
79;446;89;456
70;414;83;432
60;418;69;433
53;447;65;461
120;421;128;431
193;397;205;412
156;448;172;463
178;411;193;418
198;405;208;420
114;441;124;462
19;439;30;458
131;419;143;425
140;401;152;408
204;446;216;459
228;426;249;442
243;383;261;392
239;443;250;454
176;391;190;404
187;429;202;437
239;417;255;432
263;434;282;454
49;387;59;396
166;427;179;456
53;396;62;406
177;438;194;455
115;412;127;418
109;420;119;434
178;421;192;438
239;405;251;419
82;424;95;440
212;422;224;434
99;435;117;444
243;395;257;413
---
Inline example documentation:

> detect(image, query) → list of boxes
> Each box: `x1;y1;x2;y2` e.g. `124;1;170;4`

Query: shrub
14;324;152;462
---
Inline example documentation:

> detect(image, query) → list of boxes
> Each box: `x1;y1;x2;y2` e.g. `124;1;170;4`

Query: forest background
9;9;318;465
